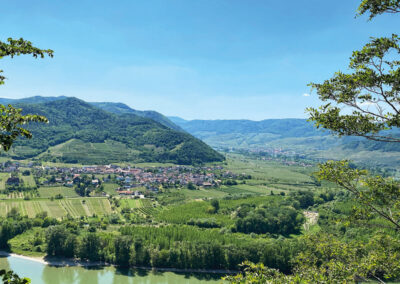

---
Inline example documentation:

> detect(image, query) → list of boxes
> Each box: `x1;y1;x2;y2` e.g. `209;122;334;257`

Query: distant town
0;161;249;198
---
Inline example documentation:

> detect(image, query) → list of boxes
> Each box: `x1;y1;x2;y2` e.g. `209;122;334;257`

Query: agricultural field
0;173;10;190
120;198;160;217
177;187;228;199
18;173;36;188
102;183;119;195
38;186;79;198
120;198;142;209
155;195;284;226
0;198;112;218
227;154;314;182
225;154;325;192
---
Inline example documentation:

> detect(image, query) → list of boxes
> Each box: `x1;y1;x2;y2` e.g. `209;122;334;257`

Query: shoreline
0;251;237;274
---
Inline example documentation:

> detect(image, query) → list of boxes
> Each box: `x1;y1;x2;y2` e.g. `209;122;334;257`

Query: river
0;255;225;284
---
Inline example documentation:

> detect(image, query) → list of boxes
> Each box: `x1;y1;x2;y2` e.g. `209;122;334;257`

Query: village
0;161;246;198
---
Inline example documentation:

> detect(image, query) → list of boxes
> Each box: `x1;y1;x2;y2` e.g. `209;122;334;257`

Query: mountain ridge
3;98;224;165
0;96;181;131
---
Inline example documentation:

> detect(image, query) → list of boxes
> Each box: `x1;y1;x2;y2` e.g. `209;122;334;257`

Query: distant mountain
3;98;224;165
169;116;189;125
0;96;182;131
170;117;400;167
0;96;68;105
91;102;183;131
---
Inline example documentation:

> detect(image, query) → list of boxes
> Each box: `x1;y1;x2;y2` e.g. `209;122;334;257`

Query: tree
187;182;196;190
225;233;400;283
318;160;400;230
0;270;30;284
306;0;400;232
45;225;69;256
227;1;400;282
307;35;400;143
0;38;52;151
211;199;220;212
0;37;53;85
357;0;400;19
78;233;101;261
0;37;52;283
114;235;133;266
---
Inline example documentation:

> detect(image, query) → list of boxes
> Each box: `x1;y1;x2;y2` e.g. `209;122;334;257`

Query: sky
0;0;399;120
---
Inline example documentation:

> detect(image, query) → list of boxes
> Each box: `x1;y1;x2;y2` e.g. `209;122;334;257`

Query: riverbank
0;251;238;274
0;251;105;267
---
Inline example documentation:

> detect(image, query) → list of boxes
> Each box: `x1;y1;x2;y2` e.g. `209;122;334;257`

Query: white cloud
303;93;310;97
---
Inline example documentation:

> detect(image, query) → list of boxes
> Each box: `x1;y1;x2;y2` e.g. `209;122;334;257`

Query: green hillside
0;96;183;131
91;101;183;131
3;98;224;165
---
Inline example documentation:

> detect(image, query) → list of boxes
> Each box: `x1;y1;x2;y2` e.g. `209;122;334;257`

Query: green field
227;154;314;183
120;198;142;208
38;186;79;198
0;173;10;190
0;198;112;218
102;183;119;195
19;173;36;188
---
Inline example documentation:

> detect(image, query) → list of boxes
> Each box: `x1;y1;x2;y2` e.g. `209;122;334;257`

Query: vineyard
155;195;283;225
136;199;160;216
38;186;79;198
0;198;112;218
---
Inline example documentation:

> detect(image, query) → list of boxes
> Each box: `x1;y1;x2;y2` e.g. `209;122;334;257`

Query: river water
0;255;224;284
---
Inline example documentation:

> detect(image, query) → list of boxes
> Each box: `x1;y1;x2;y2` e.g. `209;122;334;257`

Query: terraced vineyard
0;198;112;218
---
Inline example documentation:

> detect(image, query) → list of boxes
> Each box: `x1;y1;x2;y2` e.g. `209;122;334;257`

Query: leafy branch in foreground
307;35;400;143
0;269;30;284
317;160;400;231
0;37;52;152
0;37;53;85
0;104;48;152
357;0;400;19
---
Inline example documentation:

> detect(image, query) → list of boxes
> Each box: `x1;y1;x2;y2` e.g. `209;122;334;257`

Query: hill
170;117;400;167
3;98;224;165
91;102;182;131
0;96;182;131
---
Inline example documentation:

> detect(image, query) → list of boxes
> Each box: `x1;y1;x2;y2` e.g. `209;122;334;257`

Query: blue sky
0;0;399;120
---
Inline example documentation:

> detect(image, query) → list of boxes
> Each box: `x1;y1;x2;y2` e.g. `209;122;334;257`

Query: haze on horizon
1;0;399;120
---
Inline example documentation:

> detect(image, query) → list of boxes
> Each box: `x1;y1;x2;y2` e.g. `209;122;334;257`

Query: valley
0;153;333;271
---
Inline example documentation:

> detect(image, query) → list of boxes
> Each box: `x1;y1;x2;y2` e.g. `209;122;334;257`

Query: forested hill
170;117;400;167
0;96;182;132
3;98;224;165
90;102;183;131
